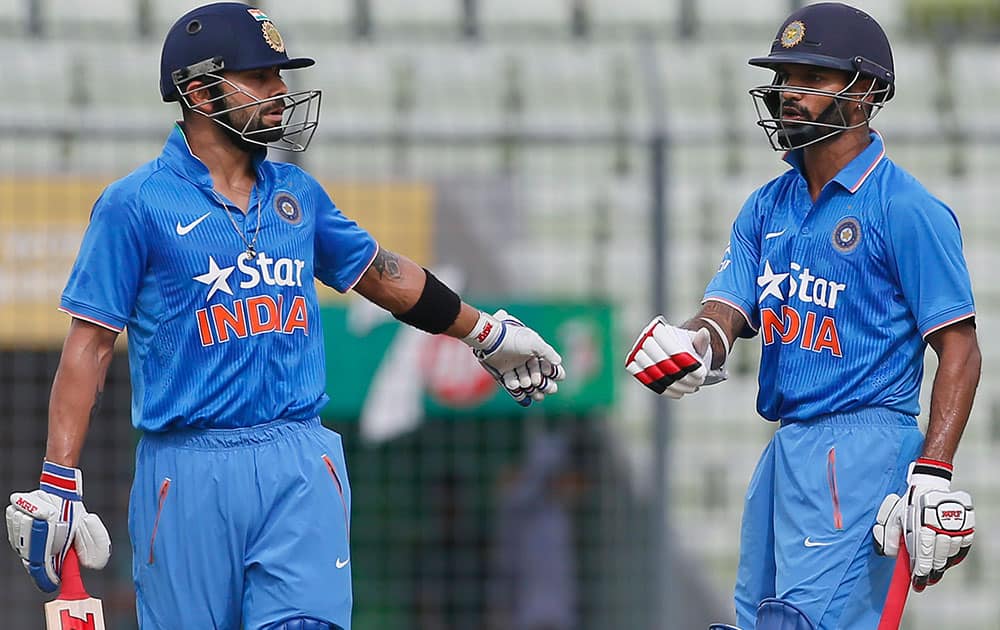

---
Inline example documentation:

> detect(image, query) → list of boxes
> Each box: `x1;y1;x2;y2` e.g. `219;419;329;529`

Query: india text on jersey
757;259;847;357
192;252;309;346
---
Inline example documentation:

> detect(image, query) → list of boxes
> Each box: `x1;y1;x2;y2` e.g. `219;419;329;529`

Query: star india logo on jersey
192;252;309;346
757;259;847;356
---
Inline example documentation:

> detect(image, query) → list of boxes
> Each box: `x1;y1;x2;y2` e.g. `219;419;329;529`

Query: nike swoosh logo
176;212;211;236
764;229;786;240
336;557;350;569
803;537;835;548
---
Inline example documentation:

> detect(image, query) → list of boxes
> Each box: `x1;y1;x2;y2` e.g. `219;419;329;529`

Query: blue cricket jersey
60;125;378;431
705;132;975;422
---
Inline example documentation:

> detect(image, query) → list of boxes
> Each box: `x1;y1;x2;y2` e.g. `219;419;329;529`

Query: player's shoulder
93;158;171;216
872;158;954;218
742;169;799;214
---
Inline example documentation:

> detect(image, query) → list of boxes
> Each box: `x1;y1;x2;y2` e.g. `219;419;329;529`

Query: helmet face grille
748;75;889;152
177;74;322;152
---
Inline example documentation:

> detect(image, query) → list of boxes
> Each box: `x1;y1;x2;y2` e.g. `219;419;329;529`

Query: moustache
781;104;810;119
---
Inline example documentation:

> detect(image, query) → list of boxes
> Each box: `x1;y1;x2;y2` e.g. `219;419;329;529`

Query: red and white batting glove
463;309;566;407
6;461;111;592
873;458;974;591
624;316;718;398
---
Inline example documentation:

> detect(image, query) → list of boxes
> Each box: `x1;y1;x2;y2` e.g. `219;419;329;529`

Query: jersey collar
783;130;887;195
160;123;269;189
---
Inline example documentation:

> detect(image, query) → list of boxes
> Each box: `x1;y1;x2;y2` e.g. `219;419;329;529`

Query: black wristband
394;269;462;334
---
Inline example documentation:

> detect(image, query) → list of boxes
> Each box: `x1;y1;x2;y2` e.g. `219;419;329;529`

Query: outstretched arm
353;248;564;405
351;248;479;338
46;318;118;466
624;299;750;397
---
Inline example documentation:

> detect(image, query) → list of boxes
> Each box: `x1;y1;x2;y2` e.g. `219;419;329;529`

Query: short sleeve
703;191;763;332
59;186;148;332
313;184;378;293
887;193;975;337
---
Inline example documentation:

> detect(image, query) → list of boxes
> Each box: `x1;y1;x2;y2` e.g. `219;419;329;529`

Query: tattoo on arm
372;249;402;281
90;387;104;424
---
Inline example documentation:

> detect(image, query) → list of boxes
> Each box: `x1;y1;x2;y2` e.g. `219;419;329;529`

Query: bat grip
58;546;90;601
877;536;911;630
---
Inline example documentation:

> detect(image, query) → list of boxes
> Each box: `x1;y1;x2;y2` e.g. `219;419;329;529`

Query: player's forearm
922;322;981;464
354;249;478;337
681;300;747;369
354;249;425;313
45;320;117;467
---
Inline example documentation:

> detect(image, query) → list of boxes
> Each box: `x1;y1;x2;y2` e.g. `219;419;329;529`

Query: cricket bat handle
44;545;106;629
58;547;89;601
878;537;911;630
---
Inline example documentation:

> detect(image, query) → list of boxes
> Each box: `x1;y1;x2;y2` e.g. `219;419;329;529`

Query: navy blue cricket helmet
159;2;321;152
747;2;895;151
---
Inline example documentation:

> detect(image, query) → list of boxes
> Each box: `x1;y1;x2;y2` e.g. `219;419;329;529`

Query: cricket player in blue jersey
625;4;979;629
4;4;565;629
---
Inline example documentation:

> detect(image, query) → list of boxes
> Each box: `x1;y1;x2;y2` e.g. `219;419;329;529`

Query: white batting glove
463;309;566;407
6;461;111;592
624;316;721;399
873;458;974;592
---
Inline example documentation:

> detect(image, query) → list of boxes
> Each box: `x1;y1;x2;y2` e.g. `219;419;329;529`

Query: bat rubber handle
58;547;90;601
877;536;911;630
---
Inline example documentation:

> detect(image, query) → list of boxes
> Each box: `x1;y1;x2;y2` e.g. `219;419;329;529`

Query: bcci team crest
781;21;806;48
273;192;302;225
262;21;285;53
832;217;861;253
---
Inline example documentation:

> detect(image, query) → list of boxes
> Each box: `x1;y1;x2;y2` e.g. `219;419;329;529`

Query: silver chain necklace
211;189;262;260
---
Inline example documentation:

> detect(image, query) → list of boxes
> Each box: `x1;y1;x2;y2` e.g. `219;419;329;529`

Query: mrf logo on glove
6;461;111;593
14;497;40;515
872;457;975;592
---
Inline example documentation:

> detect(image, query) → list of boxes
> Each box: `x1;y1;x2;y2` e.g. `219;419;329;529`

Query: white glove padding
6;461;111;592
624;316;719;399
872;458;974;592
463;309;566;407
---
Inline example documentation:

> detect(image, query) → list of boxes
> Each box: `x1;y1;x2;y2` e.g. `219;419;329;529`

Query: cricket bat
44;547;106;630
877;536;911;630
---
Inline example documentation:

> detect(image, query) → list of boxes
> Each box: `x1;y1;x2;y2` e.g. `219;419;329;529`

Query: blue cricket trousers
735;408;923;629
129;417;352;630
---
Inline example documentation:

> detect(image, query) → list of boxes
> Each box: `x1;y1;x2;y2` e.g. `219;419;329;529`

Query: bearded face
210;83;288;149
749;64;888;152
181;69;321;152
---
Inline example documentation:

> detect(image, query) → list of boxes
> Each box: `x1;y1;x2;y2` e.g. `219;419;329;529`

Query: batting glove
873;458;974;591
6;461;111;592
463;309;566;406
625;316;721;398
